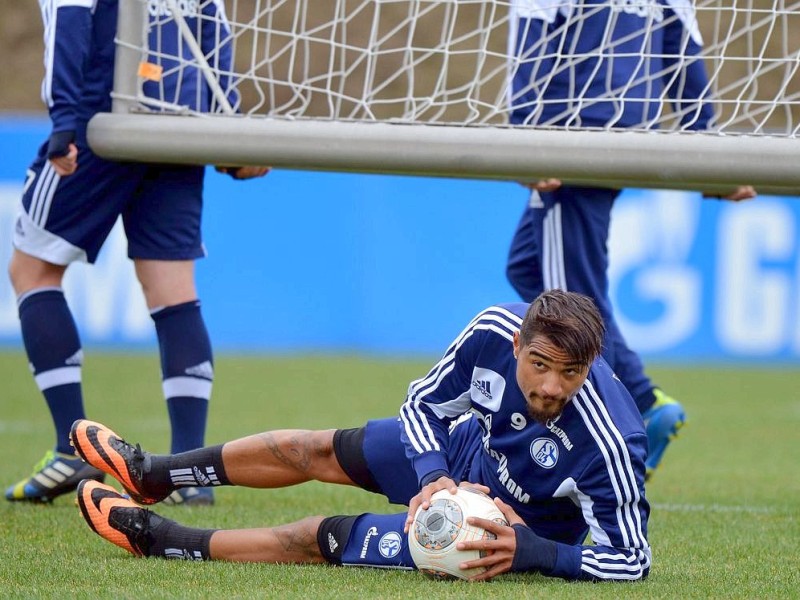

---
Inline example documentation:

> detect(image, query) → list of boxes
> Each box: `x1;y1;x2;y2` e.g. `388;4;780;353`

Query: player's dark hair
519;290;604;366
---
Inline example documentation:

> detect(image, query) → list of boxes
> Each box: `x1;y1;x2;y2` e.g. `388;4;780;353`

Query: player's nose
540;373;563;397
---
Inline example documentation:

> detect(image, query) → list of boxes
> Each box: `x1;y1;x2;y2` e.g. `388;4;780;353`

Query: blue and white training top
399;303;651;581
39;0;237;139
509;0;713;129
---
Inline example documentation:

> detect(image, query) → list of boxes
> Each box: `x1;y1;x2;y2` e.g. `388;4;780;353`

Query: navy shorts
334;416;482;506
320;416;483;568
14;139;205;265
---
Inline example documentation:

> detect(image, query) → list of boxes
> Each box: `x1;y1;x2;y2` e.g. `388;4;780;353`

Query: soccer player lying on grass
72;290;651;582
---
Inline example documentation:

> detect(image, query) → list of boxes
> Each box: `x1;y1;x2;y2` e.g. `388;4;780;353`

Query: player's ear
513;331;520;359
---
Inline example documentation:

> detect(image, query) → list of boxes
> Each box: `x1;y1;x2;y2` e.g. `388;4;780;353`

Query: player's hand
457;496;526;582
703;185;756;202
519;178;562;193
404;476;458;533
215;165;271;180
47;130;78;177
458;481;491;495
49;143;78;177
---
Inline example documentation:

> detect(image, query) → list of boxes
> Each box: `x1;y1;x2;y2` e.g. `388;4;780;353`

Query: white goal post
89;0;800;195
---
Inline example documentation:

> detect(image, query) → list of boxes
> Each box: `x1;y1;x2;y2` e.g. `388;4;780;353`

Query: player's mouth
527;394;565;423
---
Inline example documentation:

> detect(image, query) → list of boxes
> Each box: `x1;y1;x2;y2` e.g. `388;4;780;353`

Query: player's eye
563;365;588;378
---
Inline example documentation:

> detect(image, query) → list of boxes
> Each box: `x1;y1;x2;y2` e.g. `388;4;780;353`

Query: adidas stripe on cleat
70;420;166;505
5;450;105;502
77;479;160;557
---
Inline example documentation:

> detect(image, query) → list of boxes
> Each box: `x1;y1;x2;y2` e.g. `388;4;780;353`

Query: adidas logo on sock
164;548;204;561
65;350;84;366
170;466;220;487
193;466;212;486
328;532;339;553
185;361;213;379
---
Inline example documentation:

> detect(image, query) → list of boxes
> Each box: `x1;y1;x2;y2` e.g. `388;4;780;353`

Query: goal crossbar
93;0;800;194
88;113;800;196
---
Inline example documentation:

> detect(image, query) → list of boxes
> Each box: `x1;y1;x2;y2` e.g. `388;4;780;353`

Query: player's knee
316;515;355;565
134;259;197;309
304;430;344;477
276;515;327;563
8;251;64;294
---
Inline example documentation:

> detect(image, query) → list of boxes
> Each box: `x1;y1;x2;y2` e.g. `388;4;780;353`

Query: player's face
513;331;589;424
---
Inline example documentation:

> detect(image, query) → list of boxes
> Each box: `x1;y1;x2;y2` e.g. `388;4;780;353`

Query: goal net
90;0;800;194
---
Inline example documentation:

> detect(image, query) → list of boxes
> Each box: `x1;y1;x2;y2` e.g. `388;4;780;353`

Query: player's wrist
419;469;451;488
47;130;76;159
510;524;558;574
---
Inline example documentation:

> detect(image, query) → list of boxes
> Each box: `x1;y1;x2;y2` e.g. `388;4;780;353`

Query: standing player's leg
542;186;655;405
126;165;214;505
5;252;106;501
506;190;545;302
546;186;686;478
506;185;685;477
507;186;655;400
5;146;135;502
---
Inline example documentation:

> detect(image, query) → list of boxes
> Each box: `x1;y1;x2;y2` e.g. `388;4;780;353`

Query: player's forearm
200;2;239;112
509;17;553;119
513;526;650;581
663;58;715;130
661;15;715;130
44;3;93;134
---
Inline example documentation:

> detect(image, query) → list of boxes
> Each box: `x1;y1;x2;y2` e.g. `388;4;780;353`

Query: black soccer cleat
77;479;165;557
70;420;167;505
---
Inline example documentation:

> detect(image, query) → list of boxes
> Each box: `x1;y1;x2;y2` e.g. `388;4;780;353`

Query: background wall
2;117;799;361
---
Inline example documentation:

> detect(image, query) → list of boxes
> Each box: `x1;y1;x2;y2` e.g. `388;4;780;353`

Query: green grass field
1;350;798;599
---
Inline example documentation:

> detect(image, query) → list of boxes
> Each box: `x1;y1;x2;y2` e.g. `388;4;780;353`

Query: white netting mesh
126;0;800;137
232;0;511;125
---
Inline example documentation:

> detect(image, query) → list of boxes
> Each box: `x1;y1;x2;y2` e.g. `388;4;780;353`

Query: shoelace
108;438;147;477
134;443;145;458
113;506;158;555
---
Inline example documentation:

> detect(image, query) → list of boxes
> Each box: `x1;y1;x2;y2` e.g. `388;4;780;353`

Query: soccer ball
408;487;508;580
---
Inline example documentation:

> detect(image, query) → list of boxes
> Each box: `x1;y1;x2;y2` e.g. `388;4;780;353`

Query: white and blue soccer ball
408;487;508;580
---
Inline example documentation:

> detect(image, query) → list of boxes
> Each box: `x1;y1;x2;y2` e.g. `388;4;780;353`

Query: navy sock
152;300;213;454
18;288;84;454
